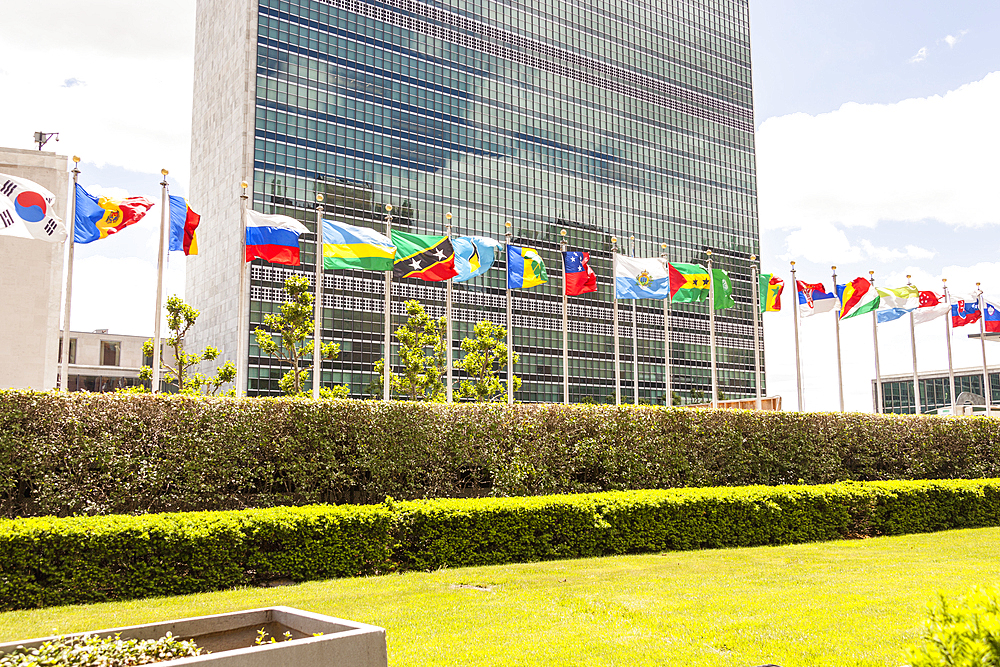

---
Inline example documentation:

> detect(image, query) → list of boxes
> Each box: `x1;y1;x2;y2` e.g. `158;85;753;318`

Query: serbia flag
563;251;597;296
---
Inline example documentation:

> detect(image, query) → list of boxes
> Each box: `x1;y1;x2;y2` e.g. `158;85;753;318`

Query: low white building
58;329;153;392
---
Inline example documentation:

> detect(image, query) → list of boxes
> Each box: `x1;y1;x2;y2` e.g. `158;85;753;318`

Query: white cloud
757;71;1000;231
857;240;936;263
908;47;929;64
943;30;969;48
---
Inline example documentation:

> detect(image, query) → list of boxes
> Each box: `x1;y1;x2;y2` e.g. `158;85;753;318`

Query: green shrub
2;479;999;611
0;632;200;666
3;390;1000;517
906;587;1000;666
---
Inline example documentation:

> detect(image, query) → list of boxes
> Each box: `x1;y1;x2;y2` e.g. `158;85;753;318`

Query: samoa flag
563;251;597;296
952;298;982;328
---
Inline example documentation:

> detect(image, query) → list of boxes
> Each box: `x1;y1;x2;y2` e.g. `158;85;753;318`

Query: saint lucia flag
453;236;501;282
507;244;548;289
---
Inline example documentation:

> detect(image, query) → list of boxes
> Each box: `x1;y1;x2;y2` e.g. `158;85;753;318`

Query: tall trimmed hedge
3;390;1000;517
2;480;999;610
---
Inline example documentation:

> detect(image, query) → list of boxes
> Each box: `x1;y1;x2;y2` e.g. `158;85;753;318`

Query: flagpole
906;274;921;415
383;204;393;401
59;156;81;391
630;235;639;405
790;261;803;411
505;220;513;405
943;279;956;414
151;169;169;394
560;228;569;405
236;181;250;397
446;212;454;403
660;243;671;407
977;282;991;411
707;249;718;408
312;194;325;400
871;271;883;414
832;265;845;412
611;235;621;405
750;255;761;410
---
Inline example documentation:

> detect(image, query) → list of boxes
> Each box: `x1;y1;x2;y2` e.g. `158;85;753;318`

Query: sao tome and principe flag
0;172;66;242
759;274;784;312
563;251;597;296
453;236;501;282
711;268;734;310
667;262;709;302
840;277;880;320
616;255;669;299
245;210;309;265
507;244;548;289
391;229;458;281
796;281;838;317
74;184;153;244
168;196;200;255
875;286;919;323
321;219;395;271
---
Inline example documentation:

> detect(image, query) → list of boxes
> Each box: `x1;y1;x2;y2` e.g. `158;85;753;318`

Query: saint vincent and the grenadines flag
74;184;154;244
507;244;548;289
391;230;458;281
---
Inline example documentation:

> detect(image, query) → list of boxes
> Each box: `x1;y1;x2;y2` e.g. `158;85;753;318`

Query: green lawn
2;527;997;666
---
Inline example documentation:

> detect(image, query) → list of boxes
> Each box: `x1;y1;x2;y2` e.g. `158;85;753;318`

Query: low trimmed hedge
2;479;999;610
4;391;1000;517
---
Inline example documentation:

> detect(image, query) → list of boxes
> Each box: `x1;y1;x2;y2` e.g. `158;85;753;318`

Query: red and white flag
911;290;950;325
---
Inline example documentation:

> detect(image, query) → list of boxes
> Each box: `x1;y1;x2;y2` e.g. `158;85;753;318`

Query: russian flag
985;300;1000;333
245;210;309;265
952;298;982;328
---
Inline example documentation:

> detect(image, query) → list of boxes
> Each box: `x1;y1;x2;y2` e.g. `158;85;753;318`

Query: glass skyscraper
187;0;761;403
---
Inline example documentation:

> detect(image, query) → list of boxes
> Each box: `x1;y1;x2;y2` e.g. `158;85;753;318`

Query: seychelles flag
168;195;200;255
952;298;981;328
245;210;308;265
840;277;879;320
563;251;596;296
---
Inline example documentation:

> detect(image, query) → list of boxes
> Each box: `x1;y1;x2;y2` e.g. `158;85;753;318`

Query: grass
2;528;997;666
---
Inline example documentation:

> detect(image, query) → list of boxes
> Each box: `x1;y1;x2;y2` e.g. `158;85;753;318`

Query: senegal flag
322;219;395;271
392;229;458;281
668;263;709;302
759;274;784;312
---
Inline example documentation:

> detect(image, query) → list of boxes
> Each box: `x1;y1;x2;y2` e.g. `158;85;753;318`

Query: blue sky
1;0;997;411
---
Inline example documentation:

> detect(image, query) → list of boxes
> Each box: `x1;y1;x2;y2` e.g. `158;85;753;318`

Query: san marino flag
615;255;670;299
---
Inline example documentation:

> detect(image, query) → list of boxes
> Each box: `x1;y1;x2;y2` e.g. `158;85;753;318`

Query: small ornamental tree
139;295;236;395
254;275;344;396
374;299;447;401
455;320;519;402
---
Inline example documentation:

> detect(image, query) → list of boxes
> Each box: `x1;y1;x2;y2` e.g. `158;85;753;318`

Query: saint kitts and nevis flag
0;173;66;242
391;230;458;281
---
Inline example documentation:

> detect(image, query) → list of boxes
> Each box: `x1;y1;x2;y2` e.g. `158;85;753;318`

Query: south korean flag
0;172;67;243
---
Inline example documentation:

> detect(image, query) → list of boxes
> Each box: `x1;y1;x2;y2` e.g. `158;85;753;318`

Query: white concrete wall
0;148;68;390
185;0;258;388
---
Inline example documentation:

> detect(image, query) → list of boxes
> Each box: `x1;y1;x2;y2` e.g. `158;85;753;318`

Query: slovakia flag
563;251;597;296
245;210;309;265
985;300;1000;333
952;298;982;328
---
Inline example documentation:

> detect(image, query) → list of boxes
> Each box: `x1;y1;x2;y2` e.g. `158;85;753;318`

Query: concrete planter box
0;607;388;667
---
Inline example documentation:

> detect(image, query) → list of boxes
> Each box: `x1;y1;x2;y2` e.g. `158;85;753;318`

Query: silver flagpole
505;220;514;405
832;266;845;412
383;204;393;401
151;169;169;394
660;243;670;406
312;194;325;400
560;228;569;405
236;181;250;396
977;282;991;410
943;279;957;414
790;261;803;411
871;271;883;414
630;235;639;405
707;249;718;408
446;212;454;403
907;275;921;414
611;235;621;405
750;255;761;410
59;156;81;391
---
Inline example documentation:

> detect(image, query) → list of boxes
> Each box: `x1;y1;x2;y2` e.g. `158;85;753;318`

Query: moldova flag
952;298;981;328
563;251;596;296
245;210;308;265
74;184;154;244
392;229;457;281
168;195;200;255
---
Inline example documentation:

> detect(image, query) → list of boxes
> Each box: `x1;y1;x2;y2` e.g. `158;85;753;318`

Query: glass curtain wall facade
247;0;760;402
880;372;1000;414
